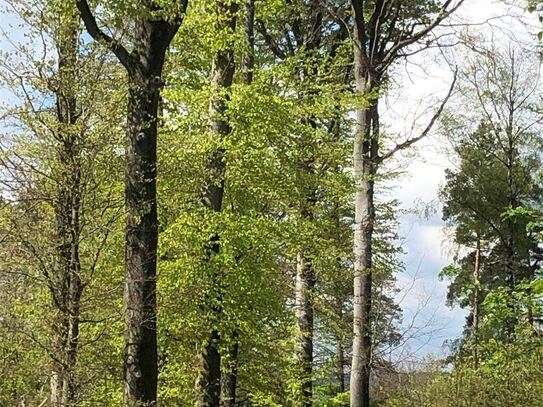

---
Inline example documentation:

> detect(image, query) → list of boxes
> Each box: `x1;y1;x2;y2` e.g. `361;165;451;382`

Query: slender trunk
243;0;255;85
195;4;237;406
335;295;345;395
294;6;322;404
50;15;83;407
336;339;346;394
472;235;481;369
504;123;517;338
295;251;316;407
220;331;239;407
350;33;379;405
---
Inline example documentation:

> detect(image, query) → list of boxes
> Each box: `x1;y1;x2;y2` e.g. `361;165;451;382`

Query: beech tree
348;1;462;405
1;1;542;407
0;1;124;404
193;1;238;405
75;0;188;405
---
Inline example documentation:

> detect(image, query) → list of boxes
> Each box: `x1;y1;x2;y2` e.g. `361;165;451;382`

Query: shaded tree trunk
504;114;518;339
335;295;346;395
220;330;239;407
76;1;186;405
295;251;316;407
293;5;322;405
195;3;237;406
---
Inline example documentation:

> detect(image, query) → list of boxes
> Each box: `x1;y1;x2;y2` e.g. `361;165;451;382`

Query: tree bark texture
76;1;185;405
122;26;176;407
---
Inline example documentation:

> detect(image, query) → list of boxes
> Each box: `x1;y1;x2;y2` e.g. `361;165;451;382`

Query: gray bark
350;51;378;406
472;235;481;369
348;2;460;404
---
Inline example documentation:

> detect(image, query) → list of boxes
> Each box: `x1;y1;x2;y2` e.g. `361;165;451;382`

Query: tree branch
255;19;287;59
381;0;465;70
75;0;134;69
378;69;457;163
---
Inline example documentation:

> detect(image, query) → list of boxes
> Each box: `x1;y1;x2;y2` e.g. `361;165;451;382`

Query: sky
387;0;539;360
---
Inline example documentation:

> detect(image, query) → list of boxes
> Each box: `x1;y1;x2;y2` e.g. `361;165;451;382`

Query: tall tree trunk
350;106;377;407
220;330;239;407
472;235;481;369
504;120;518;339
123;77;160;407
350;32;379;405
50;12;83;406
195;3;237;406
293;5;322;404
123;32;179;407
77;2;185;404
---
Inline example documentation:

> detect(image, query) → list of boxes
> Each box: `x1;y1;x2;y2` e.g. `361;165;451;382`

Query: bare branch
378;70;458;163
381;0;465;70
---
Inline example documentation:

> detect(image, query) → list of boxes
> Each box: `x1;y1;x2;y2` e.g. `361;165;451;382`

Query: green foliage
384;339;543;407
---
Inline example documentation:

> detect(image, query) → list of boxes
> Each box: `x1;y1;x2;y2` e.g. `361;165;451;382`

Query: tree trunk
123;78;160;407
335;295;346;395
195;3;237;406
350;37;379;406
504;121;518;339
243;0;255;85
295;251;316;407
76;2;185;404
50;13;83;407
472;235;481;369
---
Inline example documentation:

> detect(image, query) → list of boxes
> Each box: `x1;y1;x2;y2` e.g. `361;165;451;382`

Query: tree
0;1;125;404
193;1;238;405
255;2;350;403
347;1;462;405
75;0;188;405
440;44;543;354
